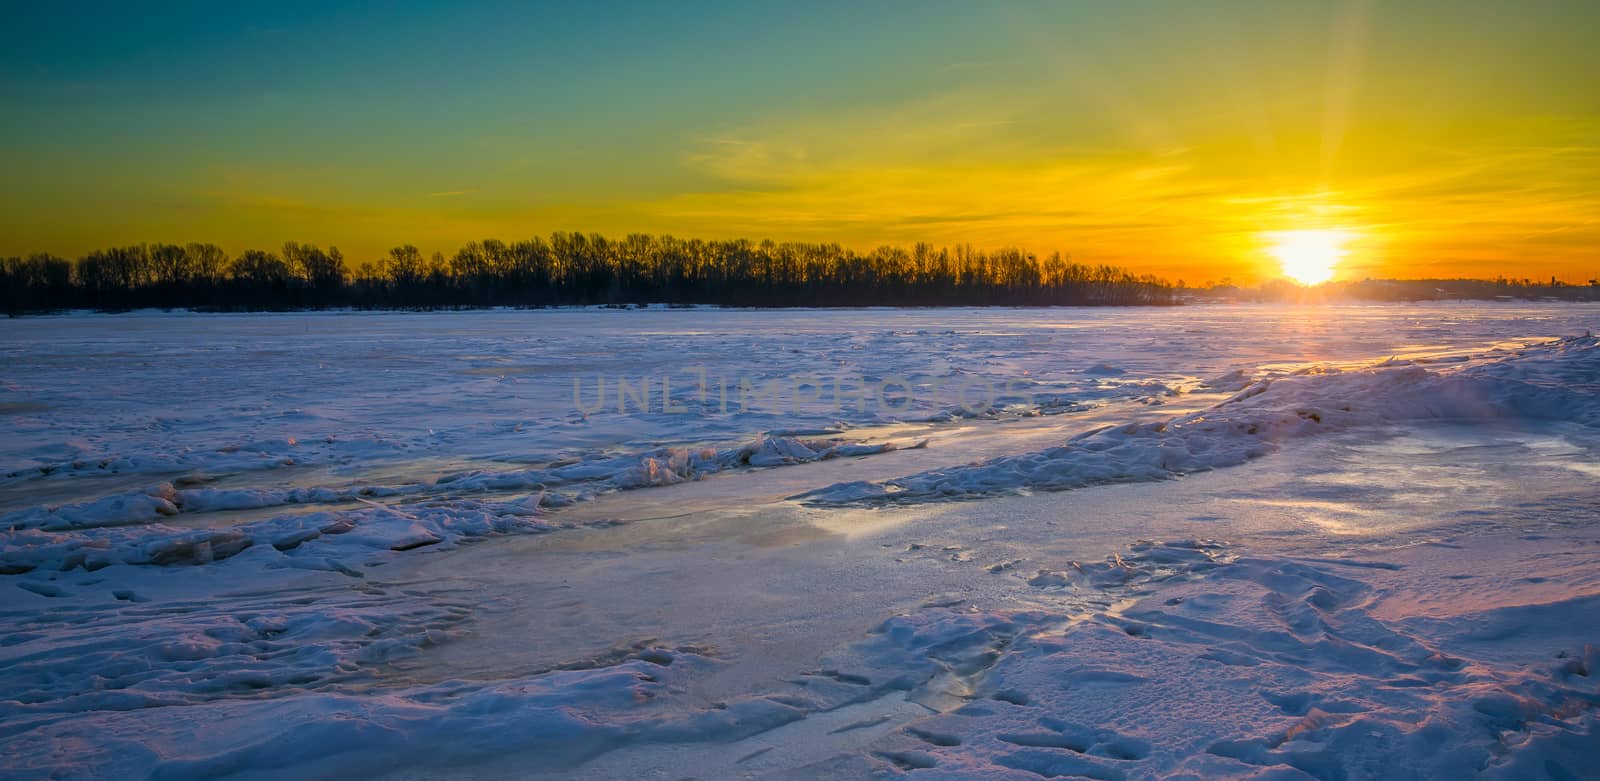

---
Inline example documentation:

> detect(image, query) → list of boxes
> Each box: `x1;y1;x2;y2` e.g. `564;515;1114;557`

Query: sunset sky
3;0;1596;283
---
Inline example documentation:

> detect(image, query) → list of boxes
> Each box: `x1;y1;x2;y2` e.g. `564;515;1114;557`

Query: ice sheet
2;304;1597;780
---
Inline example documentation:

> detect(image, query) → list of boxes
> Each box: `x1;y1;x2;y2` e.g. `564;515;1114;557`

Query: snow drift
796;335;1600;506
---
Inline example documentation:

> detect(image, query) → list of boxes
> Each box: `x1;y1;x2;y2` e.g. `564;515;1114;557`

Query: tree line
1;234;1177;313
1196;276;1600;303
1329;276;1600;302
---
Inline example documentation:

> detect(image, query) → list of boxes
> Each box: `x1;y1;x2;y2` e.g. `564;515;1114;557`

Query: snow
796;334;1600;506
1;434;911;534
852;536;1600;780
2;304;1598;780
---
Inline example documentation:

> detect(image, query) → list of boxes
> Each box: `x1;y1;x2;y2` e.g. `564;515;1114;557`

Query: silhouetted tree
0;232;1244;313
186;243;229;284
283;242;346;291
384;245;426;287
230;249;292;286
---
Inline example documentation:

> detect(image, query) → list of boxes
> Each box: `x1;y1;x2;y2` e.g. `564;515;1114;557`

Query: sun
1264;229;1351;285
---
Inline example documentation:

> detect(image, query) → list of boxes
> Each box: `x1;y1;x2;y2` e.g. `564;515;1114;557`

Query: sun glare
1265;230;1350;285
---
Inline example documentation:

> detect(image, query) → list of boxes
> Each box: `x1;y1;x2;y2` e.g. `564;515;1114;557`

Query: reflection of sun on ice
1265;229;1351;285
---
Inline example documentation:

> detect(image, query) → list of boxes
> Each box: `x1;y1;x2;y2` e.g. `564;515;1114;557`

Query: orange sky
2;1;1597;283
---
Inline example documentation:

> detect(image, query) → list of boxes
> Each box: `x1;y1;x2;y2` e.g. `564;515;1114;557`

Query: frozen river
2;303;1598;779
0;304;1587;514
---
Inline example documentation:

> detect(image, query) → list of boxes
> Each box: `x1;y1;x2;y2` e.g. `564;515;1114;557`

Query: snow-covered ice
2;303;1598;779
796;334;1600;506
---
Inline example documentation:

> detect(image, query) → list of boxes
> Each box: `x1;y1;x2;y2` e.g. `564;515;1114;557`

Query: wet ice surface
2;304;1598;780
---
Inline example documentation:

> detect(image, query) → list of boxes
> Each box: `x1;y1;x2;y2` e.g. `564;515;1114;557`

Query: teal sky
3;1;1597;281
